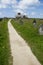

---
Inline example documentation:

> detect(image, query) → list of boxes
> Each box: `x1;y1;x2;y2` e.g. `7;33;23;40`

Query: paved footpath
8;19;41;65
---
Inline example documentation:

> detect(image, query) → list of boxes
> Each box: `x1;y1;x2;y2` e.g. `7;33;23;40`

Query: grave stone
33;19;36;27
19;20;23;25
39;24;43;35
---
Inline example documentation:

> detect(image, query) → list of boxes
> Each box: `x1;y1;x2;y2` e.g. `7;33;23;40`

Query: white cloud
31;12;36;15
12;0;40;17
0;4;7;8
0;12;2;15
11;0;17;4
0;5;2;8
0;0;11;8
0;0;17;8
18;0;40;9
12;0;40;16
11;0;40;9
0;0;40;9
1;0;17;4
0;0;40;18
40;14;43;16
13;8;27;16
16;9;24;14
1;0;11;4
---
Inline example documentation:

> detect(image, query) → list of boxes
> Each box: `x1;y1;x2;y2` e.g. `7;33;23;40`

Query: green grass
0;18;13;65
11;18;43;65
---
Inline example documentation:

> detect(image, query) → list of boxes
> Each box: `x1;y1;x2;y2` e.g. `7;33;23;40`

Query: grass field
11;18;43;65
0;18;12;65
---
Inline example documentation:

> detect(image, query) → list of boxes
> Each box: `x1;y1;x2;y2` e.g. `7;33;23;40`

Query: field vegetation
11;18;43;65
0;18;13;65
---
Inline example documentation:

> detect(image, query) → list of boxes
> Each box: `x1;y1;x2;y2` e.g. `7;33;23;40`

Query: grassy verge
11;18;43;65
0;18;13;65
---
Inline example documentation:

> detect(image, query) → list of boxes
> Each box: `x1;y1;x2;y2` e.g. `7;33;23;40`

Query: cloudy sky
0;0;43;18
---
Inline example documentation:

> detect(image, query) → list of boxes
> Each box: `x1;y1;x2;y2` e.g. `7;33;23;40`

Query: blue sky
0;0;43;18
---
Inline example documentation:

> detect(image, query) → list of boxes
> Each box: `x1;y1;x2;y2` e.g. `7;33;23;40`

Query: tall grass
11;18;43;65
0;18;12;65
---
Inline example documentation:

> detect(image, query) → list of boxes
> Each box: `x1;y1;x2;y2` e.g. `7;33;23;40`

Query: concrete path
8;19;41;65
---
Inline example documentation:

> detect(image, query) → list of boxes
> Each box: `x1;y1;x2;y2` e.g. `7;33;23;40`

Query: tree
16;12;21;19
23;15;28;19
23;15;26;18
0;18;2;21
18;13;21;15
33;19;36;23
